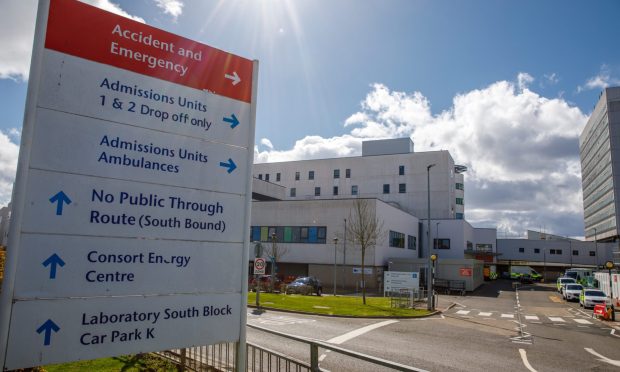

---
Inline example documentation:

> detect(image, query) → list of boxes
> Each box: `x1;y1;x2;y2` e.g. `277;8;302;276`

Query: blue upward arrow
36;319;60;346
223;114;239;128
49;191;71;216
42;253;65;279
219;158;237;174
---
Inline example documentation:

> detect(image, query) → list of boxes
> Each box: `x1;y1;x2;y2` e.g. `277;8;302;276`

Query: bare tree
345;199;384;304
265;233;289;291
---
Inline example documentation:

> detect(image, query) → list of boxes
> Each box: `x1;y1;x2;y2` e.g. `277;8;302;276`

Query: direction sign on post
0;0;257;369
254;258;266;275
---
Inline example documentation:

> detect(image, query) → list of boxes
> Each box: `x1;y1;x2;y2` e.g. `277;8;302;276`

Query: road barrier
157;324;428;371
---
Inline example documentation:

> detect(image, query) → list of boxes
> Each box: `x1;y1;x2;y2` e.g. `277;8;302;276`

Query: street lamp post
270;233;277;292
342;219;347;292
333;237;339;296
605;261;614;299
568;238;572;269
427;164;436;311
435;222;440;250
543;249;546;282
594;228;599;269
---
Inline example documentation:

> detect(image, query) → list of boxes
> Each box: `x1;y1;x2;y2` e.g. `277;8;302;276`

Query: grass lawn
44;353;176;372
248;293;431;317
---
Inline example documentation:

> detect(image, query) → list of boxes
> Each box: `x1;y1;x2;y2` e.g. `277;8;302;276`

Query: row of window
388;230;417;250
289;184;408;197
517;247;596;256
251;226;327;244
257;165;408;183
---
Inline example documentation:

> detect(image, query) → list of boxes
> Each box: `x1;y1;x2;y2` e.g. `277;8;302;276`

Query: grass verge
248;293;431;317
44;353;176;372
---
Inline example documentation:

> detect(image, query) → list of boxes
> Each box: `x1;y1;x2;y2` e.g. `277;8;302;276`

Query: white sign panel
0;0;257;369
254;258;266;275
384;271;420;293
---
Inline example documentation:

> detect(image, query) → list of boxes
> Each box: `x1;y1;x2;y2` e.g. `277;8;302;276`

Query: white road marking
478;312;492;317
584;348;620;367
519;348;538;372
327;320;398;345
456;310;470;315
548;317;565;322
501;313;515;318
611;329;620;338
573;318;592;325
525;315;539;321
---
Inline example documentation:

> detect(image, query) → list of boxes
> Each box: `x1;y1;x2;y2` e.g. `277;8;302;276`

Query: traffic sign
0;0;257;369
254;258;266;275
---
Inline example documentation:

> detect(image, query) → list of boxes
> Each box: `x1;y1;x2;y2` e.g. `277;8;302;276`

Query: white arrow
224;71;241;86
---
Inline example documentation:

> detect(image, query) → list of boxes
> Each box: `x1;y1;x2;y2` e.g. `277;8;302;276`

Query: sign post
0;1;257;370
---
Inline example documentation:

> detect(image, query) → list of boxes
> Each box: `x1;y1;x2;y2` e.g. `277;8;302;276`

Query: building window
334;169;340;179
408;235;416;250
557;249;563;255
589;251;596;256
519;247;525;253
276;173;281;182
383;184;390;194
389;230;405;248
572;250;579;256
333;186;339;196
550;249;556;254
265;174;270;182
399;183;406;193
456;183;464;190
290;188;296;197
351;185;358;195
534;248;540;254
476;244;492;252
252;225;328;244
434;238;450;249
399;165;405;175
346;168;351;178
467;241;473;250
456;198;464;205
315;187;321;196
308;170;315;180
258;174;262;180
295;172;300;181
455;213;464;220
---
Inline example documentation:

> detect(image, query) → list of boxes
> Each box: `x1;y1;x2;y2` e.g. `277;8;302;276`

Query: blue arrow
49;191;71;216
36;319;60;346
42;253;65;279
219;158;237;174
223;114;239;128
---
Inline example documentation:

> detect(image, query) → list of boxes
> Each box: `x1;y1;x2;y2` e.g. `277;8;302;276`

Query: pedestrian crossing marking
549;317;565;322
456;310;470;315
525;315;539;321
501;314;515;318
574;319;592;325
478;312;492;317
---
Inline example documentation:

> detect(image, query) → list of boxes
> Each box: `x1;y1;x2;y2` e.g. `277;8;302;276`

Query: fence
157;323;428;372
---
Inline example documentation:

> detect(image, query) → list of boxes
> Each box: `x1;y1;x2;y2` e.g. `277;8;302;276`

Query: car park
563;283;583;301
284;276;323;296
557;277;576;294
249;275;283;293
579;289;610;308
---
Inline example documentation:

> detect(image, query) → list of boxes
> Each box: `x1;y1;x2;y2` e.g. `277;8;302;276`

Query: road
246;281;620;371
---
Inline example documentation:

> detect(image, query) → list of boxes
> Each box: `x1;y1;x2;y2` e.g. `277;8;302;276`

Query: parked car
284;276;322;296
579;289;610;309
556;277;576;294
249;275;283;293
562;284;583;301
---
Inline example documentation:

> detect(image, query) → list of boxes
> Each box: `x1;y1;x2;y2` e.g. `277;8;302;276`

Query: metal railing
158;324;427;371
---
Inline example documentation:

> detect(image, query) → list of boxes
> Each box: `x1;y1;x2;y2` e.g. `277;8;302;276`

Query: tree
345;199;384;304
265;233;289;292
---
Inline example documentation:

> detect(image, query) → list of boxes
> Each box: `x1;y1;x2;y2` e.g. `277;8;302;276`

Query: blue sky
1;0;620;238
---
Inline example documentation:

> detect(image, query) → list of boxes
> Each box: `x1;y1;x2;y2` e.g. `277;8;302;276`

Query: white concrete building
253;138;466;220
250;198;419;291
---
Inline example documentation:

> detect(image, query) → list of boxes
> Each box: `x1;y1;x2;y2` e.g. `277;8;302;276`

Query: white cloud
517;72;534;91
0;0;144;81
153;0;184;21
543;72;559;85
577;65;620;93
256;75;588;236
0;130;20;207
260;138;274;150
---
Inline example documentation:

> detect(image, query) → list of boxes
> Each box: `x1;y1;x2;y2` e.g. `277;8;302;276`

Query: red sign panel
45;0;253;103
459;268;473;277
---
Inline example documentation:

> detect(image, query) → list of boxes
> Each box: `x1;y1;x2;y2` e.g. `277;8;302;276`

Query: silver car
563;284;583;301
